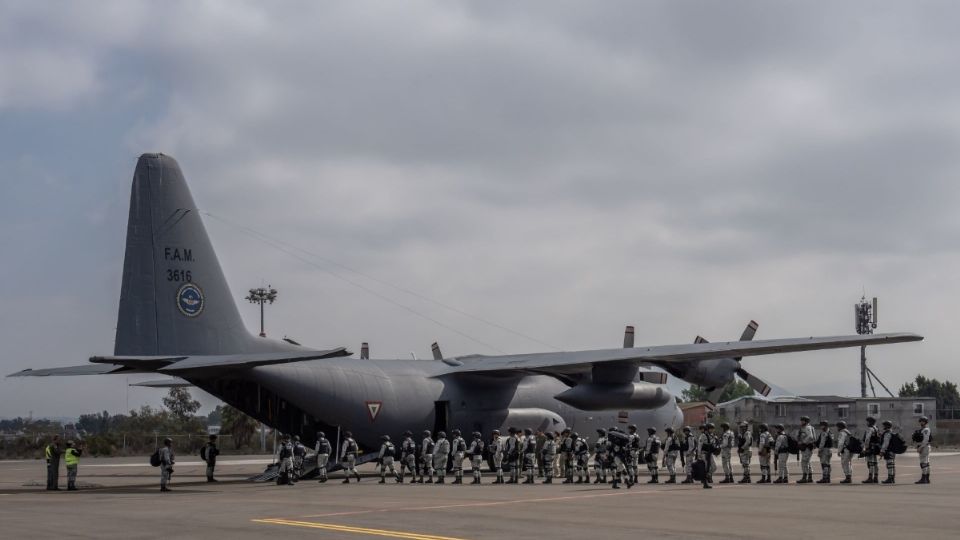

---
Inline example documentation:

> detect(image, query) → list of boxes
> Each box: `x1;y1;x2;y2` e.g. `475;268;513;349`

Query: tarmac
2;452;959;539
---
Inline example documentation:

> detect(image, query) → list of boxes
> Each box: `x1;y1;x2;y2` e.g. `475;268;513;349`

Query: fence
936;409;960;421
0;432;273;459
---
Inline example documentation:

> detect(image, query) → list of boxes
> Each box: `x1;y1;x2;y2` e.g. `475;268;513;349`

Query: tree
162;388;201;421
221;405;259;449
682;380;755;403
899;375;960;413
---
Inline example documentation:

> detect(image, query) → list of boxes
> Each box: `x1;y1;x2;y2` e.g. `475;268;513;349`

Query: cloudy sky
1;1;956;418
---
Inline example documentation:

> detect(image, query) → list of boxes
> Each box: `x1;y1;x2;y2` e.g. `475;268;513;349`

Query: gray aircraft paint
9;154;921;453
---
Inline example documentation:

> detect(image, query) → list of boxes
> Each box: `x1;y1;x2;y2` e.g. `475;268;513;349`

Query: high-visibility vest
45;444;56;461
65;448;80;467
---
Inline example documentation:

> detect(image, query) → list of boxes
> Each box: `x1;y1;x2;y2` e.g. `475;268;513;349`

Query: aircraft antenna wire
203;211;527;355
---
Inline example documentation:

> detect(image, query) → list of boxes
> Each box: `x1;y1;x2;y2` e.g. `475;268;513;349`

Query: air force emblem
365;401;383;422
176;283;204;317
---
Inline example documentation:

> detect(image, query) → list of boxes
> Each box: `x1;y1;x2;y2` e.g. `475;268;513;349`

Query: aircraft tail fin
114;153;277;356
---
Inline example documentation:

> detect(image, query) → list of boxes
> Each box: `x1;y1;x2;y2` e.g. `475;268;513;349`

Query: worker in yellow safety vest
64;440;83;491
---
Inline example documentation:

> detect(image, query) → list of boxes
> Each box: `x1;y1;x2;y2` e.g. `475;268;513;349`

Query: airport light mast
246;285;278;338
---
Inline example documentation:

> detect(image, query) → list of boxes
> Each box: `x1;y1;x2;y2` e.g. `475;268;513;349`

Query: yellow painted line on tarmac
252;518;467;540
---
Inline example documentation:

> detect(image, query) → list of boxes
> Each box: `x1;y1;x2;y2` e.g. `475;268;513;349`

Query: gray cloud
1;1;956;417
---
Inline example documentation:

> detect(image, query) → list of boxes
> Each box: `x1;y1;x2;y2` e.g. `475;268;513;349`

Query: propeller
698;321;772;404
431;342;443;361
623;325;635;348
360;342;369;360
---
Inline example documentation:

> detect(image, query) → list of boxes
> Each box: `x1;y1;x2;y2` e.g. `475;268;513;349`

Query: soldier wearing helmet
915;416;931;484
773;424;790;484
861;416;880;483
835;421;854;483
878;420;896;484
315;431;332;483
815;421;834;483
340;431;361;484
468;431;485;484
160;437;175;492
626;424;641;485
489;429;505;484
681;426;697;484
643;427;661;483
504;428;521;484
432;431;450;484
398;430;417;483
719;422;735;484
449;429;467;484
377;434;400;484
420;430;435;483
522;428;537;484
796;415;816;484
757;423;773;483
736;422;753;484
661;427;680;484
593;428;609;484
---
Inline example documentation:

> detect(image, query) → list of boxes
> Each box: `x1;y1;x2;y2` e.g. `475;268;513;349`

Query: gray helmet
344;431;353;437
682;426;691;433
451;428;461;436
919;416;929;423
473;431;482;439
164;437;173;445
800;416;810;423
819;421;829;427
524;428;533;436
294;435;301;442
866;416;876;424
739;422;749;429
381;434;391;441
66;440;75;447
628;424;638;432
491;429;500;435
596;428;606;435
437;431;446;439
759;423;768;431
647;427;656;434
571;432;579;439
836;421;847;429
403;430;412;437
546;432;555;440
775;424;785;431
422;430;431;437
720;422;729;429
508;427;518;434
665;427;675;433
317;431;326;439
882;420;892;428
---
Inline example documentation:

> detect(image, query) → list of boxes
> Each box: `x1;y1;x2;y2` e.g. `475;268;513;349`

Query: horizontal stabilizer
638;371;667;384
130;377;193;388
8;364;138;377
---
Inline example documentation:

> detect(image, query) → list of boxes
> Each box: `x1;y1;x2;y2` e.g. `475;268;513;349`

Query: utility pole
855;295;893;398
246;286;278;337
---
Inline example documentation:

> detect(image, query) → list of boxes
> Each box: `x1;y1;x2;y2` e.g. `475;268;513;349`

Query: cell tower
855;295;893;397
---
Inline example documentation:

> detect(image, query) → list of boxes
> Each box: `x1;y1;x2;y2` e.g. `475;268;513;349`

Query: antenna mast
855;295;893;398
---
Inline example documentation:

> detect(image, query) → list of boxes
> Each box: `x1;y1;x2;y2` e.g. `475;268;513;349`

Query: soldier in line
522;428;538;484
661;427;680;484
399;431;417;483
627;424;641;485
541;432;557;484
292;435;307;481
535;430;546;478
815;421;833;484
796;416;816;484
560;429;575;483
696;424;716;489
419;430;435;484
915;416;932;484
315;431;332;483
835;421;854;484
377;435;399;484
861;416;880;484
719;422;735;484
504;427;520;484
773;424;790;484
202;434;220;483
432;431;450;484
489;430;505;484
593;429;609;484
757;423;774;484
681;426;697;484
45;435;62;491
736;422;753;484
879;420;896;484
573;433;591;483
340;431;361;483
277;434;296;485
450;429;467;484
64;440;83;491
468;431;485;484
608;427;633;489
160;437;175;492
643;427;661;484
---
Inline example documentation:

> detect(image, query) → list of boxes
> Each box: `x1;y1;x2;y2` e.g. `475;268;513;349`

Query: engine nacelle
681;357;739;389
554;382;674;411
501;407;567;433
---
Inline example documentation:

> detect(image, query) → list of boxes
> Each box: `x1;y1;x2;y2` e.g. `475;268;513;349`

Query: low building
714;395;936;437
680;401;714;427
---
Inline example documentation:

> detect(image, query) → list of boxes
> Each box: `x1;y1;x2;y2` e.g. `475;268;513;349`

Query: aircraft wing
444;333;922;377
130;377;193;388
7;348;351;378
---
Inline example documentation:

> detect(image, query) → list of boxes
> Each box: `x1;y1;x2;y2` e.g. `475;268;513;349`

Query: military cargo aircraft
9;154;923;454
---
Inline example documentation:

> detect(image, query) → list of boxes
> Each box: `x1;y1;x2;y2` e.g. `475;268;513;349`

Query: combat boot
542;477;552;484
378;478;386;484
647;476;658;484
611;479;620;489
915;473;928;484
881;475;895;484
840;475;851;484
861;475;873;484
719;475;732;484
342;478;350;484
738;474;751;484
681;475;694;484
